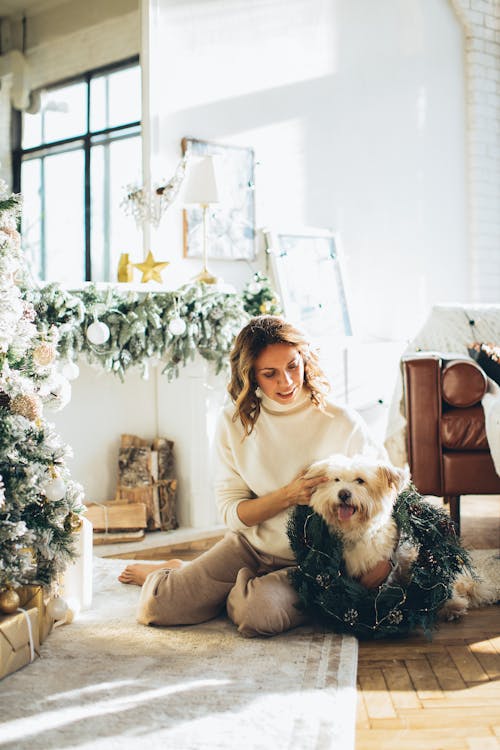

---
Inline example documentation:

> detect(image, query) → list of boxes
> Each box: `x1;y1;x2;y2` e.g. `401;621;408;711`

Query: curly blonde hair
228;315;330;435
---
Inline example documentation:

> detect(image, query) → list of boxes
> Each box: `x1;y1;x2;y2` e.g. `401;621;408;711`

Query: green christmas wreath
287;486;473;639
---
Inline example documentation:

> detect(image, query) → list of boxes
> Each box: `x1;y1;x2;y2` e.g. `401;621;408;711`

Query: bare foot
118;559;184;586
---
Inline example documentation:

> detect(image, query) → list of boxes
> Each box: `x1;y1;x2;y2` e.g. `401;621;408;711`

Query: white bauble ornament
42;373;72;412
247;281;262;295
47;596;69;621
168;317;187;336
61;360;80;380
86;320;110;345
43;476;66;502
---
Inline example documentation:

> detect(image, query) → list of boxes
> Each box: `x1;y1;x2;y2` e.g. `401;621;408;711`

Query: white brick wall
450;0;500;302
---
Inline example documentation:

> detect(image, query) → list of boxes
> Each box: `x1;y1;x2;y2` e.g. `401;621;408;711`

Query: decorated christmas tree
0;183;85;616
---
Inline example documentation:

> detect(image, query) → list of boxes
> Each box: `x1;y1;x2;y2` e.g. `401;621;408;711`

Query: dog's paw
439;595;468;621
453;573;498;609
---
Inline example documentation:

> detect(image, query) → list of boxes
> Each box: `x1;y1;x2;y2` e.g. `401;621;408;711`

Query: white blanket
385;304;500;476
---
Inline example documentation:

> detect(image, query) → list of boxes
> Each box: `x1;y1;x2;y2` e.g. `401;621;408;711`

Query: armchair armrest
402;355;443;495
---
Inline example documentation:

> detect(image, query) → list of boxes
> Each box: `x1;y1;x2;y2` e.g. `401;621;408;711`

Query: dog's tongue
338;504;355;521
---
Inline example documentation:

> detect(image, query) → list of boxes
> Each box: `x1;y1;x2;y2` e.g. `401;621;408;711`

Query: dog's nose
338;489;351;503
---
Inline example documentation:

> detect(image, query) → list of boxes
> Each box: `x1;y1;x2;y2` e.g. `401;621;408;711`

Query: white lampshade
182;156;220;205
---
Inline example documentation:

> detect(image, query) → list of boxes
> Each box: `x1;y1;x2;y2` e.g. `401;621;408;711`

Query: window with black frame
14;58;142;285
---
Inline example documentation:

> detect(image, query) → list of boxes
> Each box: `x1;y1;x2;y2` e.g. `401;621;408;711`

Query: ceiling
0;0;71;20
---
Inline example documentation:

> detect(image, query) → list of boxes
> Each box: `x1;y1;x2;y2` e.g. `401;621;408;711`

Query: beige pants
137;531;308;637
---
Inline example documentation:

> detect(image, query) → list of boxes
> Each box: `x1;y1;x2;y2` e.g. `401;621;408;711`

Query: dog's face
306;455;408;535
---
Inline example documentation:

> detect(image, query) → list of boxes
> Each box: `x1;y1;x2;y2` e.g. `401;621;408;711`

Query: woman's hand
284;470;329;506
236;470;328;526
358;559;392;589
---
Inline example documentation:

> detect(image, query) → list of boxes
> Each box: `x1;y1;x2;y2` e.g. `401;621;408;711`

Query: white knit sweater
214;388;386;561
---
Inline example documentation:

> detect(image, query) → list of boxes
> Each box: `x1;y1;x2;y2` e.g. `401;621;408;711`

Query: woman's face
253;343;304;404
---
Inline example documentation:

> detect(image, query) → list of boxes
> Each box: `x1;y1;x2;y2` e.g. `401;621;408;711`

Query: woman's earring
255;386;263;399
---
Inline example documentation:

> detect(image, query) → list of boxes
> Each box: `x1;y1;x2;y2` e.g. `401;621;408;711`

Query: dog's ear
304;459;329;479
377;463;409;493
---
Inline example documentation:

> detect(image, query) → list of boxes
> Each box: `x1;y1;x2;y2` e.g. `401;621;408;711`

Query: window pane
41;82;87;144
91;134;142;281
44;150;85;285
20;159;43;278
90;66;141;132
22;111;43;150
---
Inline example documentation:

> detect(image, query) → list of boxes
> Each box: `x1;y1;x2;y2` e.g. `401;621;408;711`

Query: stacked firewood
86;434;178;543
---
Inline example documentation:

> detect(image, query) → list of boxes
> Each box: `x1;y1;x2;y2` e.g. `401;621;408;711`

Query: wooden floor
356;495;500;750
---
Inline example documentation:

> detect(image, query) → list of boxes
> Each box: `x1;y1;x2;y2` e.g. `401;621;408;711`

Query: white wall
148;0;468;341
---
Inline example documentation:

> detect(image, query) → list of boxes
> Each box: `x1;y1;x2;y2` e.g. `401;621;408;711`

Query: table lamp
183;155;220;284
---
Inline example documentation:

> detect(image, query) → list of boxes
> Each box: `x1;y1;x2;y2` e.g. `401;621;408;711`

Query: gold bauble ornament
133;251;169;283
0;588;20;614
33;342;57;366
11;393;43;421
64;512;83;532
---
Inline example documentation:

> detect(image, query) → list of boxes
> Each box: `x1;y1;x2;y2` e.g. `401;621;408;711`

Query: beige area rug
0;557;358;750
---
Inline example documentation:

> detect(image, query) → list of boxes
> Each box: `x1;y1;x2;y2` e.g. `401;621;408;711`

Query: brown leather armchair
402;353;500;534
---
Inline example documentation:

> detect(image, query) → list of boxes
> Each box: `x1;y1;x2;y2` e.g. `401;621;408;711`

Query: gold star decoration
133;251;169;283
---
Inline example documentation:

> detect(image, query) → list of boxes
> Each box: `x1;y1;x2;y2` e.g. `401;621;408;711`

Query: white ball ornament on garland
86;320;110;345
168;316;187;336
61;360;80;380
42;476;66;502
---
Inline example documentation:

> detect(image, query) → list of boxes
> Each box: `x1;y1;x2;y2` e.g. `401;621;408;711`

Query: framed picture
266;228;352;341
181;137;256;260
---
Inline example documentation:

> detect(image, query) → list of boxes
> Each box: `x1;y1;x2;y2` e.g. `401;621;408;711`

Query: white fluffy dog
306;454;496;619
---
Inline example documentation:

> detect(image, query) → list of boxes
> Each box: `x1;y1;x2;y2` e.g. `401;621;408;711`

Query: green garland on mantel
27;272;281;381
287;486;473;640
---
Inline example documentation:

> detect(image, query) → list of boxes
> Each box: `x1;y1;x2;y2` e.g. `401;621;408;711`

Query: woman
119;315;391;637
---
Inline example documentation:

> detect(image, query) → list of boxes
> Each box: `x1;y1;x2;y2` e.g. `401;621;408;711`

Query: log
158;479;178;531
85;502;148;532
92;530;146;545
153;437;175;479
116;487;162;531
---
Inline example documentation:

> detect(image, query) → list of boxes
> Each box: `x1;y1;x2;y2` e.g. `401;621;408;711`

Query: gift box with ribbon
16;585;54;644
0;607;40;680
